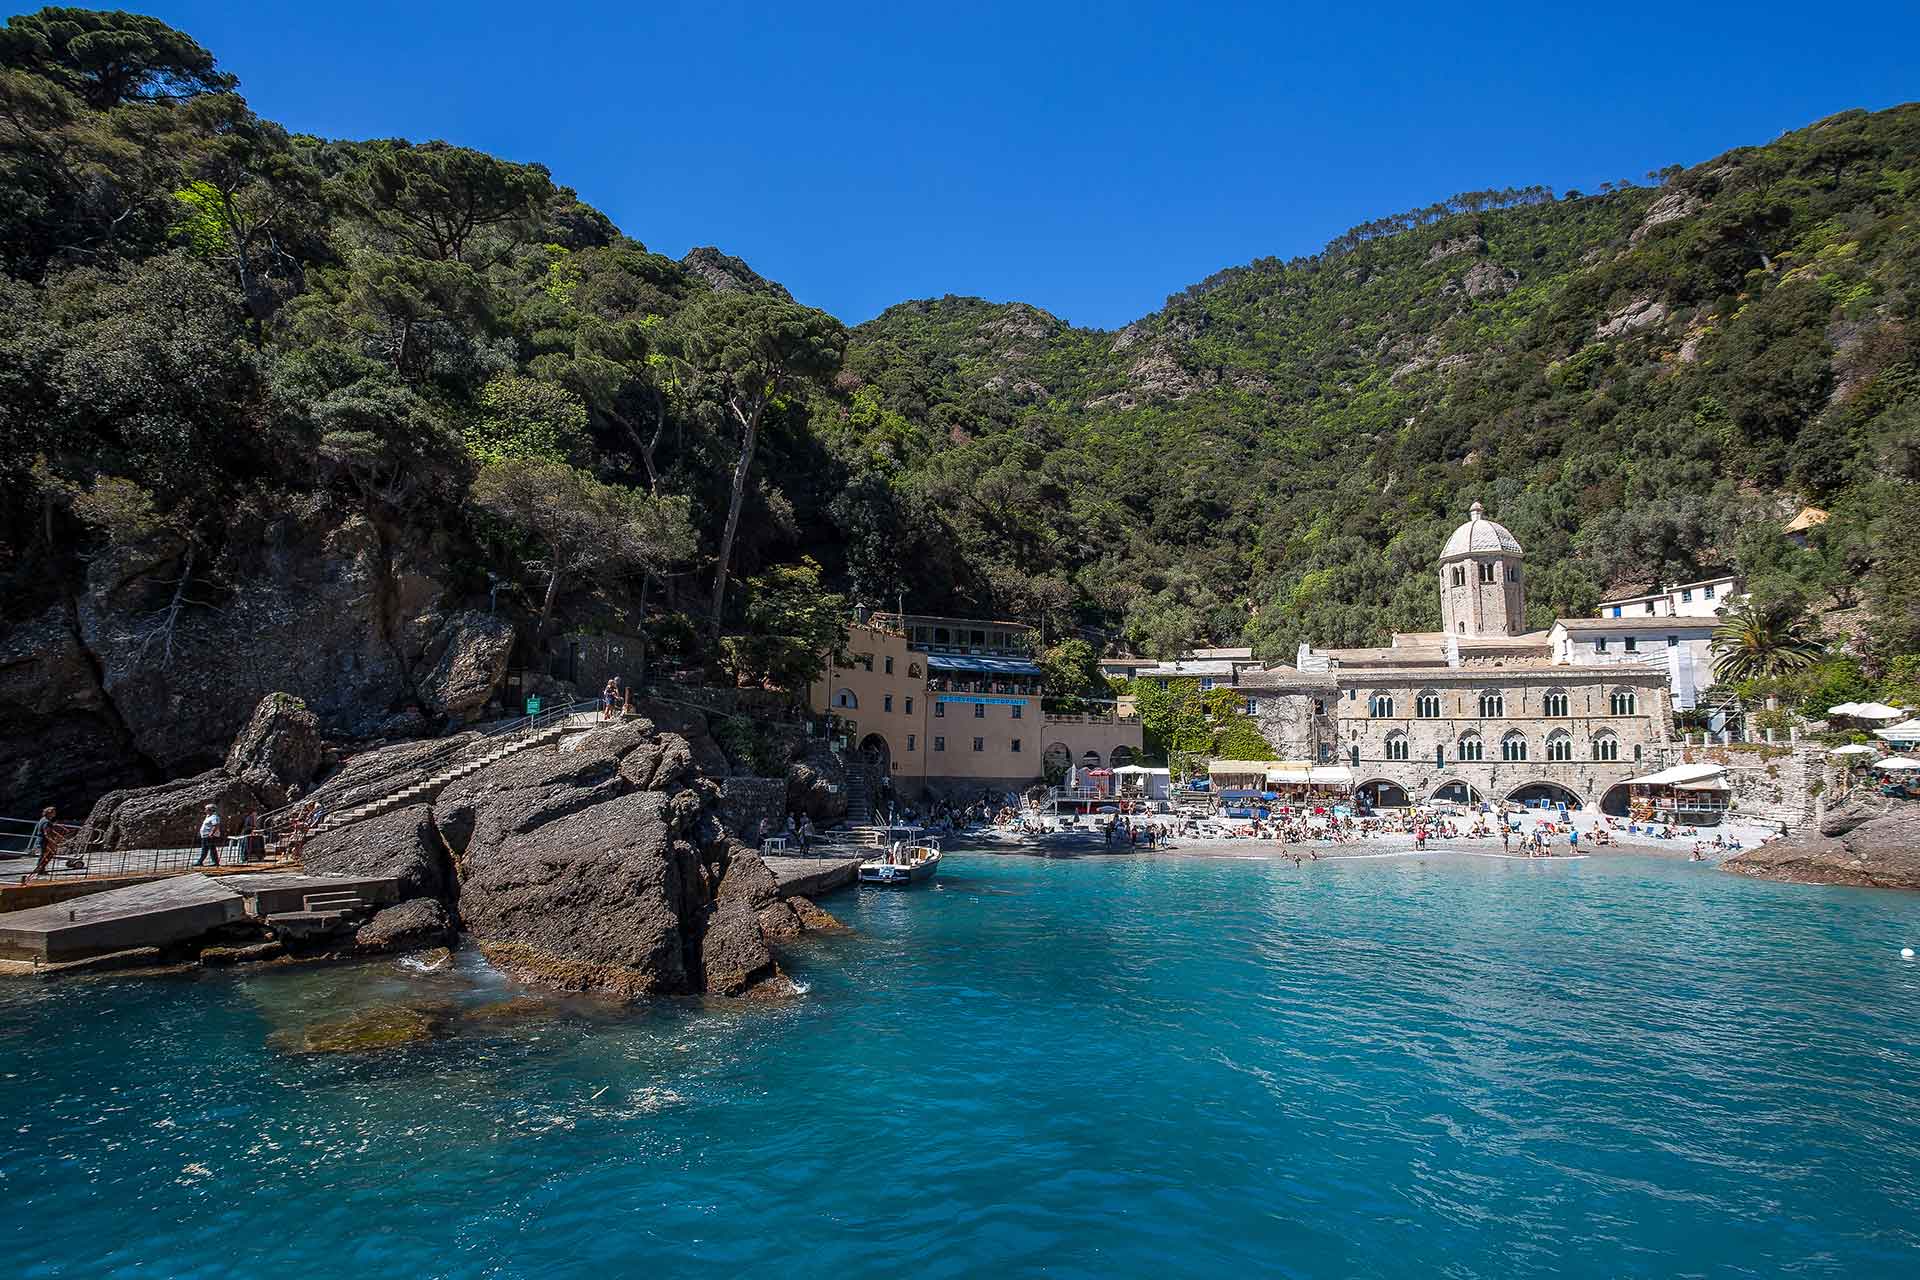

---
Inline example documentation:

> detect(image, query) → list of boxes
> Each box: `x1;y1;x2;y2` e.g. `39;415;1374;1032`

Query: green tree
469;459;694;642
720;556;848;690
463;374;586;464
1711;598;1826;684
337;140;553;263
667;291;845;639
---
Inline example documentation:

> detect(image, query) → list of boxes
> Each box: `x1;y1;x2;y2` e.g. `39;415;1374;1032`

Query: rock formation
78;692;325;852
1721;796;1920;890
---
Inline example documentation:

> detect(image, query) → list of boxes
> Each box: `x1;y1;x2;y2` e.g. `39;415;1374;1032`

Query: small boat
860;836;941;885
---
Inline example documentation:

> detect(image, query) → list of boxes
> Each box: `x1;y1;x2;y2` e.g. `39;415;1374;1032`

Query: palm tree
1710;600;1826;684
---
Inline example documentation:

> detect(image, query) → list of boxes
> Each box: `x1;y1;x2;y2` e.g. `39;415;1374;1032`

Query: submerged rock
355;898;456;954
1722;798;1920;889
279;1003;445;1055
788;896;848;933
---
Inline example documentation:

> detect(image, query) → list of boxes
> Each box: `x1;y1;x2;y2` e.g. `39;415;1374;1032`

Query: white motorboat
860;836;941;885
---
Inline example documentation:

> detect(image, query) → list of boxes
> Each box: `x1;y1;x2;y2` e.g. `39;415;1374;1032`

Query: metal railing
254;697;603;845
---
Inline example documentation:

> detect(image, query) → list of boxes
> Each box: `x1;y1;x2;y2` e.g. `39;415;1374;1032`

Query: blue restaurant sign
936;694;1027;707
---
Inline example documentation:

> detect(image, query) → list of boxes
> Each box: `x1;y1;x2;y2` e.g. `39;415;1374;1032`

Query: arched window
1545;730;1572;762
1501;731;1528;762
1368;692;1395;718
1450;565;1466;588
1479;690;1504;718
1415;690;1442;718
1592;732;1619;762
1542;689;1569;717
1385;732;1409;761
1609;689;1637;716
1457;733;1484;762
833;689;858;709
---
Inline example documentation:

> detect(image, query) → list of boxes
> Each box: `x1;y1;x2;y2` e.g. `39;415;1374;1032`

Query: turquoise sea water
3;849;1920;1279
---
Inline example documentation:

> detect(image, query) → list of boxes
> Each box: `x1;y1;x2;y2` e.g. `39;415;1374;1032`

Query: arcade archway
1357;779;1410;808
1505;781;1584;811
858;733;891;778
1599;784;1632;817
1429;780;1482;805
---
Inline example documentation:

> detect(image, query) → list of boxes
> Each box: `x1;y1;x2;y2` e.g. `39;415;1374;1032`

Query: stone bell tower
1438;501;1526;638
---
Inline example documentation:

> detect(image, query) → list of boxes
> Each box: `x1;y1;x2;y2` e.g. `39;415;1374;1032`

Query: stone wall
717;776;789;843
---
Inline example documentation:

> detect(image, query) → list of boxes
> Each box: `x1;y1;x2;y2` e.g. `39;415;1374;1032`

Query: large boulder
224;693;323;805
419;610;513;721
1722;797;1920;890
78;769;264;853
355;897;457;954
699;900;778;996
301;803;450;900
457;789;708;999
787;755;848;824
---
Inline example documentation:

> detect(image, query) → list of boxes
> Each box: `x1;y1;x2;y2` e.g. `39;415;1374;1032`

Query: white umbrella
1873;719;1920;743
1827;744;1878;757
1850;702;1908;721
1066;764;1078;791
1827;702;1863;717
1874;757;1920;771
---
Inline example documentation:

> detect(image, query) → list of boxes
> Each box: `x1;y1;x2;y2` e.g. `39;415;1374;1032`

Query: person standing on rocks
195;804;223;867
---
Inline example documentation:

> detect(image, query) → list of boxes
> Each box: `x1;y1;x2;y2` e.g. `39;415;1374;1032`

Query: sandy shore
943;811;1785;865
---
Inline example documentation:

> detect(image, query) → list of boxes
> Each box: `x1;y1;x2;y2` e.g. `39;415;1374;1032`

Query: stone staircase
265;887;373;939
843;763;873;827
287;705;601;841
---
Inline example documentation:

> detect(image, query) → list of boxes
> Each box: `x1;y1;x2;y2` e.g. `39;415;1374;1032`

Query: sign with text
936;695;1028;707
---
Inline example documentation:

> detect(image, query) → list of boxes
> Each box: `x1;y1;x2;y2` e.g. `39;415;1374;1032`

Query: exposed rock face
1428;234;1485;262
302;803;451;900
1630;189;1706;244
679;246;793;300
77;769;261;854
1462;259;1519;300
355;897;456;954
1596;298;1671;340
0;606;154;816
1721;798;1920;889
7;509;521;816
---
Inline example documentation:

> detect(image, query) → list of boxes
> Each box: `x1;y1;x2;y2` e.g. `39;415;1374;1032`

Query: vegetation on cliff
4;6;1919;749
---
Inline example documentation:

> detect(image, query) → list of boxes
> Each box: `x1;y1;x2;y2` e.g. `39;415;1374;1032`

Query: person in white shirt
194;804;222;867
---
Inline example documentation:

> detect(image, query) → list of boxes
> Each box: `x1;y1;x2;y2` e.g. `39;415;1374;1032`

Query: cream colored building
809;612;1143;801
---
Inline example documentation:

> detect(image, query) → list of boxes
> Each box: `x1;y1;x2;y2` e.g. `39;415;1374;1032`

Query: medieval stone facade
1251;502;1680;812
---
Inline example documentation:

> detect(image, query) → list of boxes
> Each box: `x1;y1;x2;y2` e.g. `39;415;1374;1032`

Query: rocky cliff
1721;796;1920;890
292;707;834;998
1;512;516;819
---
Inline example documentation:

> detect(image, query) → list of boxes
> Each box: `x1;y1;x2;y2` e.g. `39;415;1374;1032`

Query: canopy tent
1310;766;1355;786
1875;757;1920;771
1674;776;1732;791
925;654;1043;676
1828;744;1879;756
1110;765;1167;776
1624;762;1729;788
1209;759;1283;776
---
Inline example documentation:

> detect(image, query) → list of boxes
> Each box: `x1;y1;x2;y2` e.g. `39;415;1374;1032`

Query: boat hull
859;851;940;885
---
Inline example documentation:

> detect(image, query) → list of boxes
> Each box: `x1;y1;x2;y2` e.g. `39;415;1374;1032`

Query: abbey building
1258;503;1680;813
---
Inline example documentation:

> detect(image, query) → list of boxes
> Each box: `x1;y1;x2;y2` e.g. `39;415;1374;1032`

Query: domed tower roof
1440;501;1523;561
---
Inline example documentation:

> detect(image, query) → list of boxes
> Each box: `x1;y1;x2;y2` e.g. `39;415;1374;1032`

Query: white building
1596;576;1742;620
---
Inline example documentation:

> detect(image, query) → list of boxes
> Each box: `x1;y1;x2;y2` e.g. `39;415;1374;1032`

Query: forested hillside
844;113;1920;664
2;7;1917;809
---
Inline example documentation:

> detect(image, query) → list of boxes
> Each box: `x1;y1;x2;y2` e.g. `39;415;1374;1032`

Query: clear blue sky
125;0;1920;329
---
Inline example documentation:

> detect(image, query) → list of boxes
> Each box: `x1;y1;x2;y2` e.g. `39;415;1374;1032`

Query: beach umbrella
1850;702;1907;721
1066;764;1078;791
1874;757;1920;771
1827;702;1862;717
1828;744;1877;756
